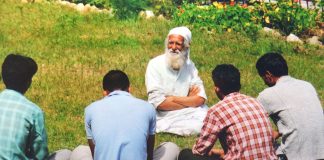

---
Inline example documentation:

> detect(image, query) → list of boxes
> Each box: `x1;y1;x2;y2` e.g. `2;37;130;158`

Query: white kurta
145;54;208;136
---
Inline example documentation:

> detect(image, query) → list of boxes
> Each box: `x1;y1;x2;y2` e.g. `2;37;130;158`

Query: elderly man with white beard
145;26;208;136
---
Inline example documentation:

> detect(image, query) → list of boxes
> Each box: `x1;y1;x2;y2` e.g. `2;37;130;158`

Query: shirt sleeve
85;107;93;140
192;109;221;155
145;60;167;108
148;105;156;135
257;89;278;115
189;63;207;100
29;110;49;160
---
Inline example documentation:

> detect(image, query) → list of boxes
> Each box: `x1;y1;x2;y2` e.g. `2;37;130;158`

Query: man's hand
188;86;200;97
272;130;281;140
208;148;225;159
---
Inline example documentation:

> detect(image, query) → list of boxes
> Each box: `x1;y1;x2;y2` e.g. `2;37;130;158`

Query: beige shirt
257;76;324;160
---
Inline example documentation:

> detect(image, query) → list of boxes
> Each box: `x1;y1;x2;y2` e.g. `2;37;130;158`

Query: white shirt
257;76;324;160
145;54;208;136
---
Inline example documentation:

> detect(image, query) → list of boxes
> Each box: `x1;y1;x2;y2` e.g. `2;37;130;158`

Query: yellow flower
265;16;270;24
213;2;219;7
275;7;279;12
213;1;224;9
288;2;293;6
227;28;232;32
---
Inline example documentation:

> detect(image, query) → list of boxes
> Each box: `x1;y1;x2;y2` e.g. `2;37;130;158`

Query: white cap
167;26;192;43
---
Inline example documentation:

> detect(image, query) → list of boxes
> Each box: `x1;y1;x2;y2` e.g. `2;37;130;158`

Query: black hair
256;52;288;77
1;53;38;93
103;70;130;92
212;64;241;95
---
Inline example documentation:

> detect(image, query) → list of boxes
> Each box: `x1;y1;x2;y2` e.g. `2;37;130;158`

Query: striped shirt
0;89;48;160
193;92;277;160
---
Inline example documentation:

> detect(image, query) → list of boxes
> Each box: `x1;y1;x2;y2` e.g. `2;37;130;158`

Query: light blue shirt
85;90;156;160
0;89;48;160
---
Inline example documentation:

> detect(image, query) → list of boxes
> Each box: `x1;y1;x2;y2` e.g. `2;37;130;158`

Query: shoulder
133;97;156;112
148;54;165;65
23;98;44;115
258;86;276;101
85;98;105;113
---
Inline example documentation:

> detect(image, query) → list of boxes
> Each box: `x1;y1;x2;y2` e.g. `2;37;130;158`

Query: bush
173;2;262;36
173;1;318;36
71;0;108;8
110;0;149;19
260;1;318;35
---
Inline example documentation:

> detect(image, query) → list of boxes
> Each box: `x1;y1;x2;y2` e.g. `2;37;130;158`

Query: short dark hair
1;54;38;93
103;70;130;92
256;52;288;77
212;64;241;95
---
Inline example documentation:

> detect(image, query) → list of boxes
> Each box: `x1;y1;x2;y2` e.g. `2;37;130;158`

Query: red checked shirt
193;92;277;160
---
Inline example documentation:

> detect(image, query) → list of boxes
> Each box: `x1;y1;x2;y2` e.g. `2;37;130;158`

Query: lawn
0;0;323;151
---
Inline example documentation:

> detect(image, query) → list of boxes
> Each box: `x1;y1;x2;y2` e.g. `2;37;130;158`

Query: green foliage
173;2;261;36
173;1;318;36
110;0;149;19
150;0;177;18
260;1;318;35
71;0;108;8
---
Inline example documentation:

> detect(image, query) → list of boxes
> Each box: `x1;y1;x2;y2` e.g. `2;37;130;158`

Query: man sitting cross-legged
84;70;179;160
0;53;70;160
145;26;208;136
178;64;277;160
256;52;324;159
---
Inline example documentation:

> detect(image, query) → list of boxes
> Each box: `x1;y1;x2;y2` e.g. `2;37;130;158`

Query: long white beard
165;48;188;71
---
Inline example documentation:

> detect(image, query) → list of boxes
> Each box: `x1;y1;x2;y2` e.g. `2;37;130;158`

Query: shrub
173;2;262;36
110;0;149;19
71;0;108;8
260;0;318;35
173;1;318;36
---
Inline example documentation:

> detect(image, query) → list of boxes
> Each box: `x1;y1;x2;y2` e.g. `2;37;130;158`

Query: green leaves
173;1;318;36
173;3;261;37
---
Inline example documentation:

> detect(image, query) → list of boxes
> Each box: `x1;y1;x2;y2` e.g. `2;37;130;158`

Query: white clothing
69;143;180;160
257;76;324;159
145;54;208;136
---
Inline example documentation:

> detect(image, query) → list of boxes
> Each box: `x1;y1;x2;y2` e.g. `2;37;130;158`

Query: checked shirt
0;89;48;160
193;92;277;160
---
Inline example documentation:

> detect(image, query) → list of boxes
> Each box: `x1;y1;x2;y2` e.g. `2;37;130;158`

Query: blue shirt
0;89;49;160
85;90;156;160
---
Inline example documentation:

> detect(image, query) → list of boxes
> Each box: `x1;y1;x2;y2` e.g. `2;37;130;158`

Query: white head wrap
167;26;192;44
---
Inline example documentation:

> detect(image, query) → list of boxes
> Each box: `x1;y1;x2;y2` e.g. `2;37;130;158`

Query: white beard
165;48;188;71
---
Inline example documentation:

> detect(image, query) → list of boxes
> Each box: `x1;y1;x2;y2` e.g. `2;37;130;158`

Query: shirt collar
223;92;240;100
276;75;291;85
107;90;131;97
3;89;24;96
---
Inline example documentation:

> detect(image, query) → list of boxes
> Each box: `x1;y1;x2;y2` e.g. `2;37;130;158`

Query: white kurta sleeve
145;60;167;109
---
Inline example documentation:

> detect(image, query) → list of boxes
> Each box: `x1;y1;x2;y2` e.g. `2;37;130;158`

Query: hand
208;148;225;158
272;130;281;140
188;86;200;97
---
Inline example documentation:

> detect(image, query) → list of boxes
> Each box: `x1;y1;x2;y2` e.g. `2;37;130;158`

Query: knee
155;142;180;160
70;145;92;160
162;142;180;152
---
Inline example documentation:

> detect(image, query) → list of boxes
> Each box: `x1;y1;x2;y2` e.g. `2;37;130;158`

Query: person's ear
103;90;109;96
265;71;274;81
127;86;131;93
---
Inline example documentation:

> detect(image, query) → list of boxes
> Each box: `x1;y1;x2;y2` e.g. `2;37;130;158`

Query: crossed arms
157;86;205;111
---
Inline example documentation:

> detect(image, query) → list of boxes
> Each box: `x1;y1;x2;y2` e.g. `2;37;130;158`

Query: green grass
0;0;323;152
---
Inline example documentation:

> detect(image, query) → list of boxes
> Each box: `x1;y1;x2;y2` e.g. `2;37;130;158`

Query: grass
0;0;323;152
